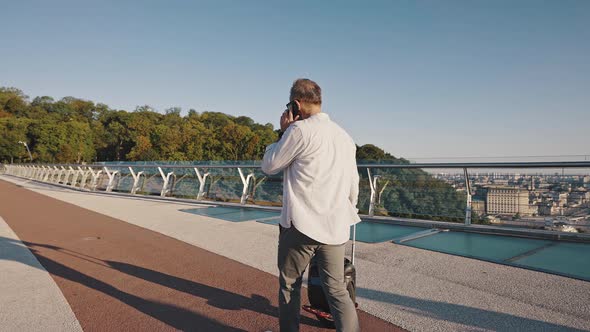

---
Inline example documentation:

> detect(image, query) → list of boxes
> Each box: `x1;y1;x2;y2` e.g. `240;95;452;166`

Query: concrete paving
0;216;83;332
2;175;590;331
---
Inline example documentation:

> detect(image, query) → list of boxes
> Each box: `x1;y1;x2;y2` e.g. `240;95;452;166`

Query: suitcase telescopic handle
351;223;356;265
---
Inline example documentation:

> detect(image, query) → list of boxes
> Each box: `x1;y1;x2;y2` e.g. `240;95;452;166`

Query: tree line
0;87;277;163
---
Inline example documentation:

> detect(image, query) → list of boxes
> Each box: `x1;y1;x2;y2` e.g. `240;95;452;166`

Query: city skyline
1;1;589;160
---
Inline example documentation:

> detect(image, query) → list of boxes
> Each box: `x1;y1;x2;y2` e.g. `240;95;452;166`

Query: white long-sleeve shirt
261;112;361;245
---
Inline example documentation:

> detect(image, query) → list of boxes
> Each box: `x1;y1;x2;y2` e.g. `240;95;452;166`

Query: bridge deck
1;176;589;331
0;179;399;331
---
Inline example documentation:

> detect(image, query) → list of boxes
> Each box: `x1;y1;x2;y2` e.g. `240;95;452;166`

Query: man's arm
261;125;304;175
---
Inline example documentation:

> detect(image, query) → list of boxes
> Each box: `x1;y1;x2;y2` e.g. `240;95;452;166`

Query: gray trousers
278;225;360;332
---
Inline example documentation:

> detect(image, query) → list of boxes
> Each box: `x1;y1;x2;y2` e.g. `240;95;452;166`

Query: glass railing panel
361;166;467;222
94;171;110;191
133;167;163;196
169;167;200;199
464;167;590;234
357;166;371;214
248;168;283;206
111;166;132;193
199;167;241;203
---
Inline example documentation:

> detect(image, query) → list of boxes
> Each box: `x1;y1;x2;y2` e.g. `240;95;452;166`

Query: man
261;79;361;332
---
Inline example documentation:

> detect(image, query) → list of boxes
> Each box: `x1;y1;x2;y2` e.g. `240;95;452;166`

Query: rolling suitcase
302;224;358;328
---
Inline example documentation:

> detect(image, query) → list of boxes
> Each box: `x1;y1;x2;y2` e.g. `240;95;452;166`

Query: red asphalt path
0;180;403;332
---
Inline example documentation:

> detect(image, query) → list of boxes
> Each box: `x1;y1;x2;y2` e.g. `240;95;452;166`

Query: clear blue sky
1;0;589;161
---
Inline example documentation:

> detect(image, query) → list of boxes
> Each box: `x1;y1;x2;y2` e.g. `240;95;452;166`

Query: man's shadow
0;236;323;330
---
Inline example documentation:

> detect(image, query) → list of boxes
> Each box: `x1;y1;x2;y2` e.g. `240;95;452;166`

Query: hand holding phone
281;101;301;132
287;100;301;120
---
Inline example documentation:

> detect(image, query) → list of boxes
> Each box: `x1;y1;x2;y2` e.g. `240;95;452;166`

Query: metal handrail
7;161;590;169
357;161;590;169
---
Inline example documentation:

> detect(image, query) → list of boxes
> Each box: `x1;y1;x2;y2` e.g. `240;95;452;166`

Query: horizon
1;1;589;160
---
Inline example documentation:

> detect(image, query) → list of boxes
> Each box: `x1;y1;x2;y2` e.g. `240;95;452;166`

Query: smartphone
287;101;301;120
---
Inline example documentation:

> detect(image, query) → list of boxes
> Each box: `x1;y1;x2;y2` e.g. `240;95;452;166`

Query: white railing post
53;166;60;183
62;166;69;184
55;166;63;183
367;168;381;217
103;167;120;192
37;166;44;180
73;167;84;188
33;166;41;180
59;166;68;183
52;166;60;183
158;167;174;197
35;166;43;180
68;166;77;186
88;167;102;191
42;166;50;182
64;166;73;185
43;166;50;181
52;166;59;182
38;166;45;180
80;167;92;189
129;167;144;195
238;167;254;205
464;168;472;225
194;168;210;200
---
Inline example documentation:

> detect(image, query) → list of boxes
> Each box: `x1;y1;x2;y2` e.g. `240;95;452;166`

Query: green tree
0;117;30;163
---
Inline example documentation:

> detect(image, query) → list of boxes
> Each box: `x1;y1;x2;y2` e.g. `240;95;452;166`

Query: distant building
472;200;486;216
551;192;569;207
538;202;558;216
492;179;509;186
568;190;589;206
485;186;534;216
